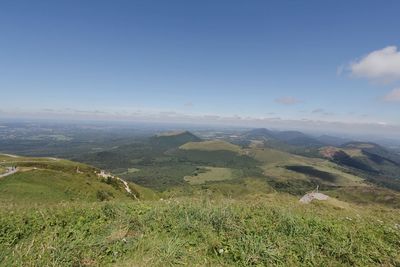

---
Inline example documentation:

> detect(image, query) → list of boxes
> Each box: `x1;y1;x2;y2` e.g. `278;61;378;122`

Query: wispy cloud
183;102;194;108
348;46;400;83
311;108;334;116
383;88;400;102
311;108;324;114
275;96;301;105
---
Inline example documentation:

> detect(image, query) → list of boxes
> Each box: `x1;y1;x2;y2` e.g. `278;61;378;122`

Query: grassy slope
0;154;151;204
169;141;400;224
180;140;242;153
177;140;370;198
184;167;235;185
1;194;399;266
326;186;400;209
77;136;399;209
0;169;131;204
180;142;365;186
243;147;365;190
318;144;400;191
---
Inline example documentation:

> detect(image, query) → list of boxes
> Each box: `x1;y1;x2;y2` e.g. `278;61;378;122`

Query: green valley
1;128;400;266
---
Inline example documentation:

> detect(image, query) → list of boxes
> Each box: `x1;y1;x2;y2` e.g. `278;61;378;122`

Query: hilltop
150;131;201;148
244;128;324;147
0;154;154;205
319;142;400;191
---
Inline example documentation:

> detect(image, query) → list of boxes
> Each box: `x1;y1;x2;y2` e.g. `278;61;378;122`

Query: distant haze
1;112;400;144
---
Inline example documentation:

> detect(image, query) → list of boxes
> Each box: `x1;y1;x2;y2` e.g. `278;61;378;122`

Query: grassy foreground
1;194;399;266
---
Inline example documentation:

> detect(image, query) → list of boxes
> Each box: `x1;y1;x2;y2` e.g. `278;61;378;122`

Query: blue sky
1;0;400;133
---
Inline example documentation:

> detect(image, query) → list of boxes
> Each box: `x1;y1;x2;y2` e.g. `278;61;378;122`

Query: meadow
1;194;399;266
184;167;235;185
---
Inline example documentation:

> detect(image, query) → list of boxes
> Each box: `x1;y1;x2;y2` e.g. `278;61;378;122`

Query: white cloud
275;96;301;105
383;88;400;102
349;46;400;82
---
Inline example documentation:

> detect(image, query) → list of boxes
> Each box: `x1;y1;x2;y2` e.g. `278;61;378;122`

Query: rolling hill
1;132;400;266
244;128;324;147
76;131;400;198
319;142;400;190
150;131;201;149
0;154;154;204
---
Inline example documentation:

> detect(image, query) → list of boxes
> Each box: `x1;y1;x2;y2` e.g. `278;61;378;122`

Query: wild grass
1;195;399;266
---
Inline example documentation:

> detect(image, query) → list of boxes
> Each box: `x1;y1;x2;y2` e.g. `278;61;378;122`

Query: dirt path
97;170;138;200
0;153;20;158
0;168;18;178
116;177;138;200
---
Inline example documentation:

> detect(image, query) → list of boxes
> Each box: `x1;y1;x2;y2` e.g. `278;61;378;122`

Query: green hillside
319;143;400;191
76;132;400;201
0;154;152;204
1;137;400;266
173;137;400;211
150;131;201;149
